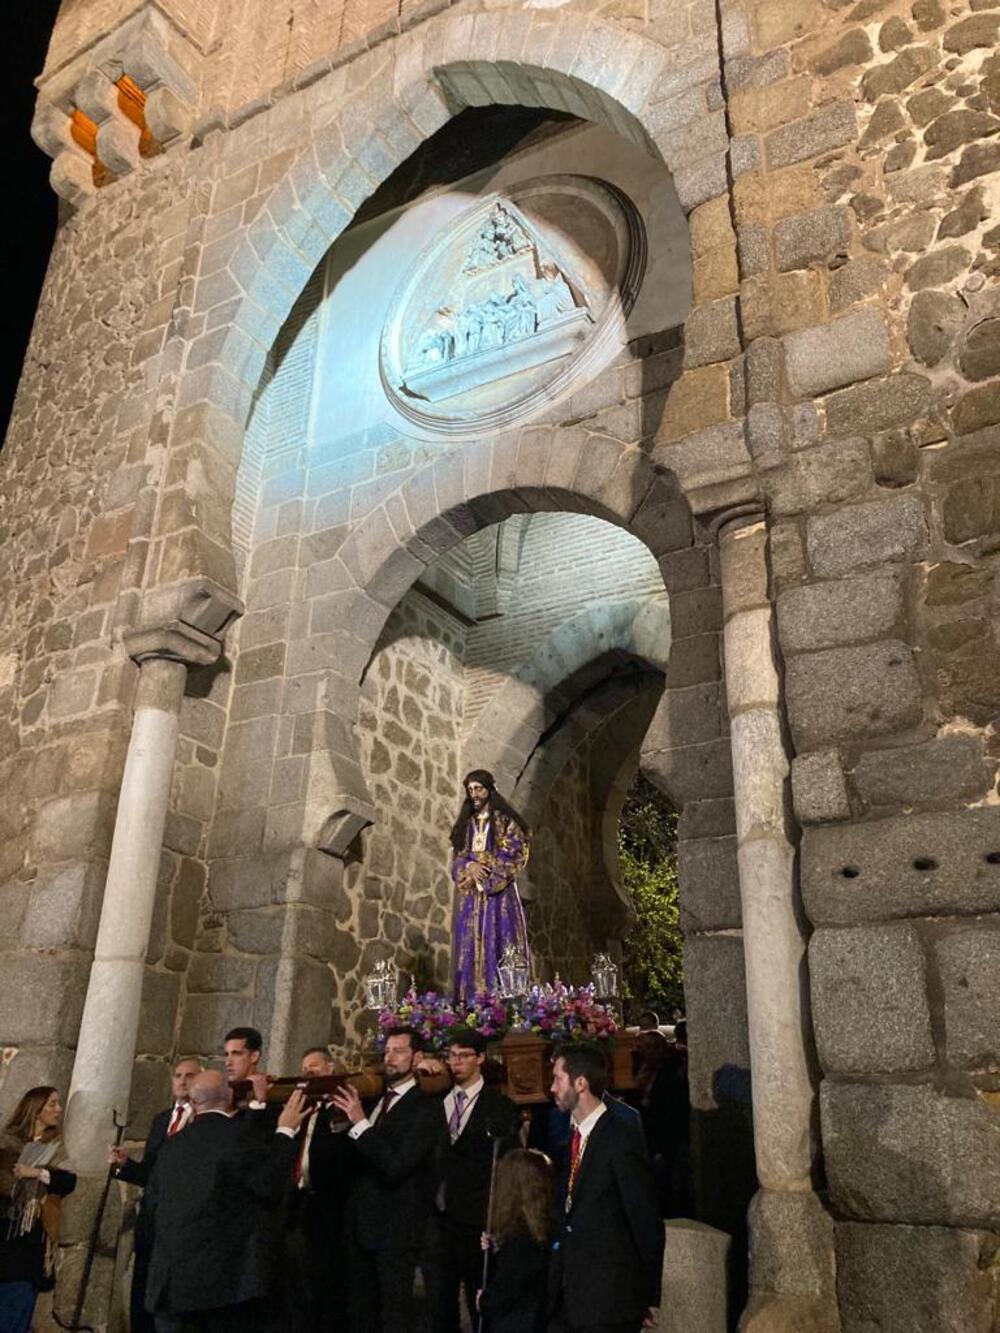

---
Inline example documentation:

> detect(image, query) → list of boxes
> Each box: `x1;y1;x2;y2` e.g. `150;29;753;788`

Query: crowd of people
0;1019;688;1333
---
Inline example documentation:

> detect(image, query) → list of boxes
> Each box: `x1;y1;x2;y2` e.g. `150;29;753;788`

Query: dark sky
3;2;60;443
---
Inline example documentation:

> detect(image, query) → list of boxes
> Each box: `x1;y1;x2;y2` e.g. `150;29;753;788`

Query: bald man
145;1072;307;1332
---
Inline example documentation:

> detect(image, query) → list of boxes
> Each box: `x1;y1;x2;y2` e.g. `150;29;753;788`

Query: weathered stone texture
935;921;1000;1068
785;641;922;749
749;1189;837;1299
802;808;1000;926
835;1222;1000;1333
806;496;926;578
791;751;850;825
822;1081;1000;1227
777;572;903;655
809;924;935;1073
677;834;741;932
355;591;467;996
907;290;966;366
850;734;994;809
783;310;891;399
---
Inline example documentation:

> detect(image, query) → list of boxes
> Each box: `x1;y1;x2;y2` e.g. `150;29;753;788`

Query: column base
739;1293;840;1333
742;1188;841;1331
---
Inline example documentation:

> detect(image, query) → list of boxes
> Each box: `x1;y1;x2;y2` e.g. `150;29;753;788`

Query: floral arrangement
455;990;510;1039
377;989;456;1049
376;982;616;1049
511;981;617;1043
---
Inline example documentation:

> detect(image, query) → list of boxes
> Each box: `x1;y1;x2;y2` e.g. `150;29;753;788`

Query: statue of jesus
449;769;531;1006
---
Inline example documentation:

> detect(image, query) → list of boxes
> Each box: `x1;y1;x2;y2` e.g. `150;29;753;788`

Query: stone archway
135;5;751;642
293;452;694;859
66;11;818;1327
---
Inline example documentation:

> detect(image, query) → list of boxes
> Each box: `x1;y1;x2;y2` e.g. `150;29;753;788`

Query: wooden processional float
229;1032;639;1112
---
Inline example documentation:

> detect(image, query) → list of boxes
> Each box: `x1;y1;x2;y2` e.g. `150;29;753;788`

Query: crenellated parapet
31;5;199;206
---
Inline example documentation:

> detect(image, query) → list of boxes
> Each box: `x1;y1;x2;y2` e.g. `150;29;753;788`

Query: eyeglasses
446;1051;478;1062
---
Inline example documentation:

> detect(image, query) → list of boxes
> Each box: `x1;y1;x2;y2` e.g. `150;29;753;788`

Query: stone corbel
318;806;376;859
31;2;198;205
74;69;142;178
97;7;196;147
137;576;244;643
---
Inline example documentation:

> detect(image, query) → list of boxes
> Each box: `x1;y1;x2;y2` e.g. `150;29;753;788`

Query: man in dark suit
423;1027;519;1333
108;1056;203;1333
534;1049;645;1217
331;1027;444;1333
144;1070;306;1332
282;1047;357;1332
548;1045;664;1333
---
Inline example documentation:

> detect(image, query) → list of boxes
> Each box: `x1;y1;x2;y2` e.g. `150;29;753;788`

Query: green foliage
618;774;684;1018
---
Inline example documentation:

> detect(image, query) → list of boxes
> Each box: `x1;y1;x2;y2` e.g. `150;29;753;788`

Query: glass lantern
591;952;619;1000
363;958;399;1012
496;942;531;1001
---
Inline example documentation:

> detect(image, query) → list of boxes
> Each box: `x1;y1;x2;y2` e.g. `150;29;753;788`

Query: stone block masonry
6;0;1000;1330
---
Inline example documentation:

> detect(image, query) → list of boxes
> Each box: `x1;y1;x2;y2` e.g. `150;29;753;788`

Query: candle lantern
496;942;531;1001
363;958;399;1012
591;952;619;1000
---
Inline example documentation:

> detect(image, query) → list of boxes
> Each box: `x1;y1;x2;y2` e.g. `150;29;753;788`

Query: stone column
719;516;817;1191
65;625;220;1172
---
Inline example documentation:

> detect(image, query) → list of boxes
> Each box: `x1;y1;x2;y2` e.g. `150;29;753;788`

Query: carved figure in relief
462;204;531;272
531;265;576;323
415;325;455;365
402;202;593;383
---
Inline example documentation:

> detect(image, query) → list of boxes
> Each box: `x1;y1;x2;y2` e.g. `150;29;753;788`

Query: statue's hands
467;861;489;886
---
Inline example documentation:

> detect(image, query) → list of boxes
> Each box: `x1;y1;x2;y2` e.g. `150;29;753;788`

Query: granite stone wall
356;589;466;992
8;0;1000;1327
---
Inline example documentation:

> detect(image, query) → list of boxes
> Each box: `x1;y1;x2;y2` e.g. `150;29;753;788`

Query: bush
618;774;684;1018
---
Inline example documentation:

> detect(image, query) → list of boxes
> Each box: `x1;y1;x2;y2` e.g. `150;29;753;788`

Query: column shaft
720;518;817;1192
66;656;187;1171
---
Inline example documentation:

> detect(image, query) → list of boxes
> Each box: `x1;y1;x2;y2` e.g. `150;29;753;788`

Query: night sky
3;3;60;443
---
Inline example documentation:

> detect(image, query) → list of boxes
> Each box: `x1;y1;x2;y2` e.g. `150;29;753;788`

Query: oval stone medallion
379;175;646;435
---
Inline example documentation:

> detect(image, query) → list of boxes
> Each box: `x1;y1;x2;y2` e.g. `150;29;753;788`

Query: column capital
123;620;221;667
712;505;766;543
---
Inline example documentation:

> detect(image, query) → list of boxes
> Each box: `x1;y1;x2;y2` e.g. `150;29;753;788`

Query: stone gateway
2;0;999;1330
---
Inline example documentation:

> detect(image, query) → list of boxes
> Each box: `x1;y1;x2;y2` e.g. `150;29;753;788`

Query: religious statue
449;769;531;1005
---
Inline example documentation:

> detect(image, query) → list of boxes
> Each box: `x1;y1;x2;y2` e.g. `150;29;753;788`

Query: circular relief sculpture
379;175;646;437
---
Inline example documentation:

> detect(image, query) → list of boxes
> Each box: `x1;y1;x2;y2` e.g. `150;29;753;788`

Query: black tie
376;1088;397;1128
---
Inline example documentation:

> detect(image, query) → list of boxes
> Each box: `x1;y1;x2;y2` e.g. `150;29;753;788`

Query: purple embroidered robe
451;808;530;1005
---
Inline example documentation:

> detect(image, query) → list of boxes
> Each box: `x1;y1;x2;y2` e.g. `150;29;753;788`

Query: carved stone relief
379;177;646;435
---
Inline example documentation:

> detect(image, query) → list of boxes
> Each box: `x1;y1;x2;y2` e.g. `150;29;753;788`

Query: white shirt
168;1102;194;1134
348;1077;416;1139
572;1099;608;1162
296;1104;327;1189
442;1076;484;1140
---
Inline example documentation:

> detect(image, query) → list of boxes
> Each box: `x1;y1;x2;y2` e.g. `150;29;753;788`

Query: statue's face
466;781;490;812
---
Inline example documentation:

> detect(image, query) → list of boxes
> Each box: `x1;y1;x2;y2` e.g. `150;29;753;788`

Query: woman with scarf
0;1087;76;1333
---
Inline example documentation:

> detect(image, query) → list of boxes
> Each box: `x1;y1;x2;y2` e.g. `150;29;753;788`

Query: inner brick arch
461;595;671;793
298;442;700;856
150;7;724;623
